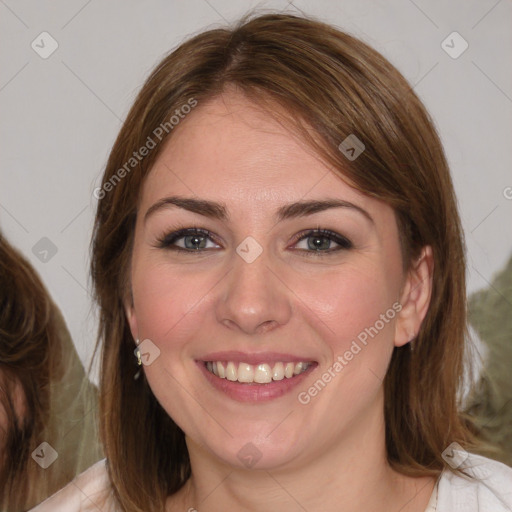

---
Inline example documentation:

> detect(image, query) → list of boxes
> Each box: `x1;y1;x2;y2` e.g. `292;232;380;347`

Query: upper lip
197;351;317;365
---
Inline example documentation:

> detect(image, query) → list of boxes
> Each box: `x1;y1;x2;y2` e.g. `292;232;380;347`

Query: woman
30;12;512;512
0;233;103;511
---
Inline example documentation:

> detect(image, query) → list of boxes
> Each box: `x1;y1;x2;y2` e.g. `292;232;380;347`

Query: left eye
292;229;353;253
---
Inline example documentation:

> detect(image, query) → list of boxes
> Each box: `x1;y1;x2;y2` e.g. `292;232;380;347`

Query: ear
394;245;434;347
124;291;139;344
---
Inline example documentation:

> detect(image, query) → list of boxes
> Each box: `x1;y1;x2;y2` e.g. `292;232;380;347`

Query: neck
168;392;436;512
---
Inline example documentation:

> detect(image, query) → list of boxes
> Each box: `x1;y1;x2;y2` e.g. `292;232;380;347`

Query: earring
134;341;142;380
409;333;416;352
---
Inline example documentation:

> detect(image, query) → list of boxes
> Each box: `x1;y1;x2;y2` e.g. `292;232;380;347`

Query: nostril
257;320;278;334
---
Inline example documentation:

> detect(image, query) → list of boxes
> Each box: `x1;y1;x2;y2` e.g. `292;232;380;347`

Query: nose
215;247;292;336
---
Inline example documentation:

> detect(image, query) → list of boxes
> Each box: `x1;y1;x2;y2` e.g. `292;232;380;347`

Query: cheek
131;260;211;351
294;264;398;357
130;262;206;419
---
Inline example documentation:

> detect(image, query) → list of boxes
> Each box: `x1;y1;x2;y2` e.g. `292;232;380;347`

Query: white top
29;450;512;511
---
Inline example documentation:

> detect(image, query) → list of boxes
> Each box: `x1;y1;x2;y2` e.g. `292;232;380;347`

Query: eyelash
156;227;353;256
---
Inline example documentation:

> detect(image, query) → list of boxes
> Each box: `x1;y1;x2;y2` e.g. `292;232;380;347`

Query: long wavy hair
0;234;62;511
91;12;485;512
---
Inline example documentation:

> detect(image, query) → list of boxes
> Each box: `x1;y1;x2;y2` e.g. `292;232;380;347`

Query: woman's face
126;92;426;470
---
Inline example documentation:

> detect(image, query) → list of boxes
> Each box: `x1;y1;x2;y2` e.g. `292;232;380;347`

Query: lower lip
197;362;316;402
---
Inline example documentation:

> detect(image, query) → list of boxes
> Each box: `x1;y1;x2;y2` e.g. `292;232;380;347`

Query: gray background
1;0;511;383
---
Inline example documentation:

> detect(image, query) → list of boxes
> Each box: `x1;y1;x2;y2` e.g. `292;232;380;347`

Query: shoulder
438;450;512;512
28;458;117;512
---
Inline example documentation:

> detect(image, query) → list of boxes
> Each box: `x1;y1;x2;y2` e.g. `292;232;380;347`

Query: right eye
157;228;222;252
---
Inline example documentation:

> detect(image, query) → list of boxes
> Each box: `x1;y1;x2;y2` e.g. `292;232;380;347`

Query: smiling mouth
204;360;313;384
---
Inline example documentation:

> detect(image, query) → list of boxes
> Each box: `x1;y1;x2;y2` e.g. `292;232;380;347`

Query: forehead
142;93;372;211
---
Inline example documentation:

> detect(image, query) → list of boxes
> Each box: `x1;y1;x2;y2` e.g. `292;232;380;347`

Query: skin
126;92;435;512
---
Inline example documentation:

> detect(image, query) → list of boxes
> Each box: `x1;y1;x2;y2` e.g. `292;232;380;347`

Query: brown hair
91;12;485;512
0;233;63;511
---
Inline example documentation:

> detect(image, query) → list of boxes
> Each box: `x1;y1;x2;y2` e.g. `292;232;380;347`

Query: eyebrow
144;196;373;224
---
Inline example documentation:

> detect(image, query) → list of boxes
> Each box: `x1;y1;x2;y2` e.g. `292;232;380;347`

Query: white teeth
254;364;272;383
205;360;311;383
237;363;254;383
226;361;237;381
272;362;285;381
